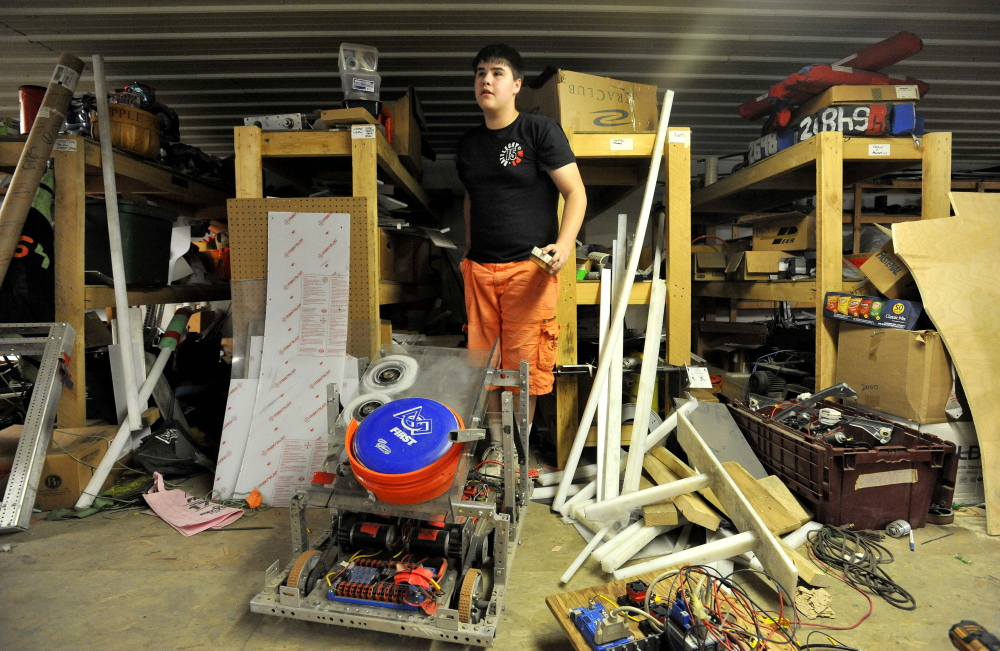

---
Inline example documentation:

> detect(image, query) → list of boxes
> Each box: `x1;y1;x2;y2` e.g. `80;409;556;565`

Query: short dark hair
472;44;524;81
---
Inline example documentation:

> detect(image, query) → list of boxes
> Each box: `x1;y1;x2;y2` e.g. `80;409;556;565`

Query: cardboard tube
0;53;84;286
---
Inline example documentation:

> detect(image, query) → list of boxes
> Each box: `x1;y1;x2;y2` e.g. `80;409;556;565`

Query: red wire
769;402;799;418
474;460;503;470
691;235;731;248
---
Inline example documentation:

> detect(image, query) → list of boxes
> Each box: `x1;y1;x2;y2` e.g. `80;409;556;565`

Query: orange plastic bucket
346;401;465;505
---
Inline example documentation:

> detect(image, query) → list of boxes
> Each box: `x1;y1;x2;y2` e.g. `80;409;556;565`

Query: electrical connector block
669;596;693;630
569;601;633;651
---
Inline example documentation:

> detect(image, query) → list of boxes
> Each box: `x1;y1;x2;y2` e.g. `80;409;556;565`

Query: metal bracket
0;323;75;534
450;428;486;443
289;492;308;555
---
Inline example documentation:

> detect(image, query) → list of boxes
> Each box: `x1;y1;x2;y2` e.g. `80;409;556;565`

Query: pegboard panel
226;197;377;361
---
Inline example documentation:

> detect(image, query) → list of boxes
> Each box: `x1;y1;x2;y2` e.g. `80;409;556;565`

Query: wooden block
379;319;392;345
781;540;831;587
643;453;721;531
688;388;719;403
316;107;379;126
758;475;813;523
723;462;805;536
649;446;727;515
639;477;679;526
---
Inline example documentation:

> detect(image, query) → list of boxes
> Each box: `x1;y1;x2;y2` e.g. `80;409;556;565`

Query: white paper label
50;64;80;91
895;85;919;100
669;130;691;146
37;106;51;119
53;138;77;151
351;77;376;92
609;137;633;151
869;144;891;157
686;365;713;389
351;125;376;140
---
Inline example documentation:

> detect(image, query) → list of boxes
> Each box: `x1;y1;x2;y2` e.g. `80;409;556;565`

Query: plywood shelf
84;284;231;309
575;280;653;305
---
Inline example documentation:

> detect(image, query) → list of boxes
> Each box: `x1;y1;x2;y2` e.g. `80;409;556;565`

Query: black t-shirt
456;113;575;263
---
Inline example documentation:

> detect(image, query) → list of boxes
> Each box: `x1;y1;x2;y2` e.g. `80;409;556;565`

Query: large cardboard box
859;226;918;299
739;212;816;252
835;323;951;423
724;250;790;280
793;84;921;121
516;69;658;133
0;425;122;511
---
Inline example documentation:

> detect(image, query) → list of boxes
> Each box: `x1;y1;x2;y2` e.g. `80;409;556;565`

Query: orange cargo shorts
461;258;560;395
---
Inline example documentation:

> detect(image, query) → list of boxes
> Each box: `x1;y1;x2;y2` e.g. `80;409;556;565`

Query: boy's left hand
540;242;573;275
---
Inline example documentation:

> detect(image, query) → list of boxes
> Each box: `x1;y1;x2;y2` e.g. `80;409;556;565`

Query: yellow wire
429;578;442;591
597;594;641;622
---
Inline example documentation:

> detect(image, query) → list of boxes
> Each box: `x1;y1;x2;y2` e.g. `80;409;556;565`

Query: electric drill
951;621;1000;651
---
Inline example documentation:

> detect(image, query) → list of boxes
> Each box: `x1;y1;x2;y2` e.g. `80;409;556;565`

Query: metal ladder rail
0;323;75;533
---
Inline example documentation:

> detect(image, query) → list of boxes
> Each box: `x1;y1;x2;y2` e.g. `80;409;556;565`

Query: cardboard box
692;244;727;281
822;292;923;330
0;425;122;511
793;84;921;121
739;212;816;251
835;323;951;423
859;226;918;299
918;421;983;504
725;250;790;280
516;69;658;133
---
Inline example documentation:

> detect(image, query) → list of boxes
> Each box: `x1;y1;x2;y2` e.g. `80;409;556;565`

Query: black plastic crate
727;401;958;530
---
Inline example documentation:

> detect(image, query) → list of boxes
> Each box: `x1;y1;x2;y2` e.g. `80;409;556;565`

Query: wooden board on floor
648;446;727;515
893;192;1000;535
643;453;721;530
758;474;813;523
724;462;810;535
639;476;679;526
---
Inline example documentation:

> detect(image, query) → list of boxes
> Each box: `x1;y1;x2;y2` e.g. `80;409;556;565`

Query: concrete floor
1;474;998;651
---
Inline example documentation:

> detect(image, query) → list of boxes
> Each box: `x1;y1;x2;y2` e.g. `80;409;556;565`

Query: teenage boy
456;44;587;439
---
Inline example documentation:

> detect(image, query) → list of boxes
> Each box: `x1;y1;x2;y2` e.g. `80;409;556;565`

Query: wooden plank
814;131;842;389
53;146;88;427
781;540;831;587
555;128;580;468
678;413;798;600
375;133;432;213
234;126;264;198
84;284;231;308
841;136;923;161
723;462;806;536
665;128;691;367
921;132;952;220
571;132;657;158
574;280;652;305
639;476;679;526
316;107;378;125
259;130;351;158
894;193;1000;535
643;453;721;530
648;446;726;514
758;475;813;524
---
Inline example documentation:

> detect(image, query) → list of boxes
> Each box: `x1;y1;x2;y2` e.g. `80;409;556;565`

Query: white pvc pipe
531;483;582;500
75;347;171;509
603;217;627;502
561;526;611;584
595;268;611;501
553;91;675;510
537;463;598;487
782;521;825;550
603;524;678;573
613;531;758;581
584;473;711;522
558;480;597;516
591;519;645;563
93;54;143;433
569;498;596;523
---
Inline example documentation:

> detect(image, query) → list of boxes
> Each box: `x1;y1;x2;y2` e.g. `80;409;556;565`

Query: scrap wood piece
643;453;721;531
724;462;810;535
639;476;679;526
649;446;727;515
781;540;831;588
893;192;1000;535
758;475;813;523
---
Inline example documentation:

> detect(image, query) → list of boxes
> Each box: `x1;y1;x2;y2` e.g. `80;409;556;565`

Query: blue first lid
353;397;458;474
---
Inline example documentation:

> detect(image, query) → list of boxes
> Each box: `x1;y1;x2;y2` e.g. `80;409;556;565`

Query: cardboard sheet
893;193;1000;533
233;212;352;506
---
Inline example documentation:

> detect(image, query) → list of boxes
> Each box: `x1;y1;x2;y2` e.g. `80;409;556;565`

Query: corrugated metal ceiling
2;1;998;171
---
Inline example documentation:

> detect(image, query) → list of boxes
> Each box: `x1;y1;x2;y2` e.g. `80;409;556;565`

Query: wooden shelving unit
691;131;953;389
0;135;231;427
230;126;438;364
552;128;691;466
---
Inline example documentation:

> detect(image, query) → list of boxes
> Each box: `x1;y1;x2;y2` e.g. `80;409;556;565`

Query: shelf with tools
0;134;231;427
551;128;691;467
690;131;953;390
230;121;440;366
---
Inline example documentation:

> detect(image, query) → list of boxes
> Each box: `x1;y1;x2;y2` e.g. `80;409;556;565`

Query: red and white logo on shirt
500;141;524;167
